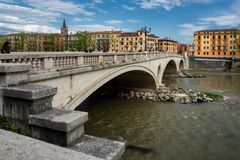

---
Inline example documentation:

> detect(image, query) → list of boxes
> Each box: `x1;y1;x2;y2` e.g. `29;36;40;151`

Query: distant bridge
0;52;186;110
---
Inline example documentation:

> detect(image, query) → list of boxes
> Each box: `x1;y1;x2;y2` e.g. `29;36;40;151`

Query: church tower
61;19;68;36
60;19;68;51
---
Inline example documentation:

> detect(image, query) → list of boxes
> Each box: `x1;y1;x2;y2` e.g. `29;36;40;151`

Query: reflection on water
84;72;240;160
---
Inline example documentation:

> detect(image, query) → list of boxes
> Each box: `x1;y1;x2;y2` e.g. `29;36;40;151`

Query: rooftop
194;29;237;34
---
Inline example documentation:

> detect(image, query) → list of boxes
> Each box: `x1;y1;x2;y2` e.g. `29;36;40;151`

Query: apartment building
194;29;240;57
158;39;178;53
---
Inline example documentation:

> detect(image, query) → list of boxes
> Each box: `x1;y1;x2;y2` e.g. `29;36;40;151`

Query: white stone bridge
0;52;186;110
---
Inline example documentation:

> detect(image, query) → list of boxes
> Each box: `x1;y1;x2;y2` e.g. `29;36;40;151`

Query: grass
203;92;223;100
0;116;21;133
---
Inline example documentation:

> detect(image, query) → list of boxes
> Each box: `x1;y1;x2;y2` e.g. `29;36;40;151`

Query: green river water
83;71;240;160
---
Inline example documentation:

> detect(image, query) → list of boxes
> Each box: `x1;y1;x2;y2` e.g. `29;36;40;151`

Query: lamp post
141;26;151;52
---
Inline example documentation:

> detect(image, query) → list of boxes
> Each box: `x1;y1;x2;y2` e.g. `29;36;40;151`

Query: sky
0;0;239;43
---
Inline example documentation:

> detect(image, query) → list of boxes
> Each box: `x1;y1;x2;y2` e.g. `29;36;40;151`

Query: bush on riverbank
202;92;223;100
0;116;21;133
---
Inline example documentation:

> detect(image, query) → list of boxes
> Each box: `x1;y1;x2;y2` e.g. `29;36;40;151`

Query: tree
14;32;25;52
73;31;91;51
48;34;56;51
0;35;3;50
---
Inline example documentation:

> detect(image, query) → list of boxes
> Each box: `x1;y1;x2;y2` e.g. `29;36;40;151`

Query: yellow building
90;31;122;52
158;39;178;53
119;32;143;52
119;30;159;52
194;29;240;57
0;19;67;52
1;33;64;52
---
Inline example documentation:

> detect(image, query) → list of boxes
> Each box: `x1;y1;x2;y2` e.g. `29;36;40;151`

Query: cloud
25;0;94;16
199;15;240;27
70;24;117;32
0;0;96;34
105;20;123;25
0;14;34;24
93;0;103;3
122;5;136;11
72;17;93;22
0;22;58;33
137;0;216;10
127;19;140;23
179;23;207;36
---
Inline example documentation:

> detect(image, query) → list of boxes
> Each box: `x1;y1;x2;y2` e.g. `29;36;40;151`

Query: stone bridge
0;51;186;160
0;52;186;110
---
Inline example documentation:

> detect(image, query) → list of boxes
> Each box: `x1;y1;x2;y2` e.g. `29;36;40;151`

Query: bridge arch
163;59;178;76
179;60;184;70
65;65;158;110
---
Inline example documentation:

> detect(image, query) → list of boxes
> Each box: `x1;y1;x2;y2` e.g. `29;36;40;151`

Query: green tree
0;35;3;50
15;32;25;52
48;34;56;51
73;31;91;51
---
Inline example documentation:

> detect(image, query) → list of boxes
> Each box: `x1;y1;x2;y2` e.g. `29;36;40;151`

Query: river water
83;71;240;160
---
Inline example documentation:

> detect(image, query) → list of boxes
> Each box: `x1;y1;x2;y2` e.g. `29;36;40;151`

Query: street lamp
141;26;151;52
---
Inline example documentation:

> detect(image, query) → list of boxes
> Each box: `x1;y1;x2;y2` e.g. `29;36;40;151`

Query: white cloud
0;22;58;33
105;20;123;25
199;15;240;27
137;0;216;10
179;23;207;36
138;0;182;10
70;24;117;32
25;0;94;16
0;14;34;24
93;0;103;3
122;5;136;11
127;19;140;23
72;17;93;22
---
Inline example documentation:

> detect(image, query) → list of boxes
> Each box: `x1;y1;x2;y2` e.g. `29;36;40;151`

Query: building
119;30;159;52
90;31;122;52
0;19;181;54
178;44;191;56
0;19;68;52
194;29;240;58
158;39;178;53
189;44;194;56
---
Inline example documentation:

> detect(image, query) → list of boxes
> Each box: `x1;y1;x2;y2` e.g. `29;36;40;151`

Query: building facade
194;29;240;58
158;39;178;53
0;20;68;52
90;31;122;52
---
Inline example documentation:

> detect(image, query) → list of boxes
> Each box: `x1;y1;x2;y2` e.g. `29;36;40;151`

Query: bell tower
61;19;68;36
60;19;68;51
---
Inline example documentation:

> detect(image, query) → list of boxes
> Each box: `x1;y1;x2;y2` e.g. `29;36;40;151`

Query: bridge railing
0;52;183;71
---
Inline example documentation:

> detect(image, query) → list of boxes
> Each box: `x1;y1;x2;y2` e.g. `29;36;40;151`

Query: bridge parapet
0;52;183;72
